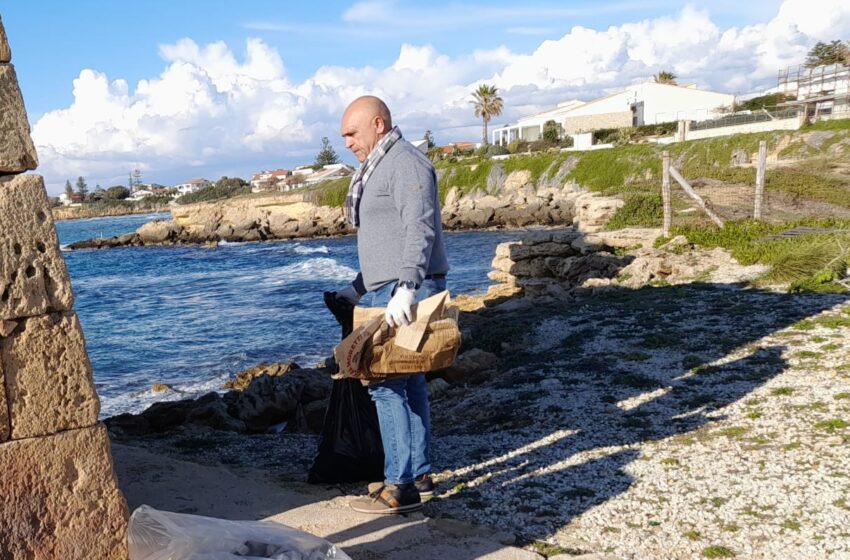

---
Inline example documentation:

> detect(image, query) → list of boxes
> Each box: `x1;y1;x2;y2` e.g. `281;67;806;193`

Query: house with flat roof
492;82;734;145
250;169;291;192
174;178;211;196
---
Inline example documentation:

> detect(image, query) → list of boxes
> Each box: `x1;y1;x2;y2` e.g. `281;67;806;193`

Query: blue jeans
367;277;446;485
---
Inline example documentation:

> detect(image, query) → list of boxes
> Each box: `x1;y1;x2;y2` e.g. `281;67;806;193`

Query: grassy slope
434;120;850;292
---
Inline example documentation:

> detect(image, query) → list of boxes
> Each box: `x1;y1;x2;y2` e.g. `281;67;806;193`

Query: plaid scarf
344;126;403;227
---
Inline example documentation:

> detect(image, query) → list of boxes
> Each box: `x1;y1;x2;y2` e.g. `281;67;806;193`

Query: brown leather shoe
350;483;422;514
414;474;435;497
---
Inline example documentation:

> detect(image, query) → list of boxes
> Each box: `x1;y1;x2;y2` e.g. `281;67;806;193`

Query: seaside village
54;60;850;208
5;4;850;560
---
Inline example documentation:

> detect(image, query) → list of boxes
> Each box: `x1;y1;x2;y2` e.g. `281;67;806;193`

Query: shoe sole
418;490;434;498
350;502;423;515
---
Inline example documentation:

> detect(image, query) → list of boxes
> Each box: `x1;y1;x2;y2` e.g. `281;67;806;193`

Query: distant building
128;189;154;201
777;62;850;122
250;169;291;192
441;142;479;155
301;164;355;186
492;82;734;145
174;178;211;196
58;192;84;206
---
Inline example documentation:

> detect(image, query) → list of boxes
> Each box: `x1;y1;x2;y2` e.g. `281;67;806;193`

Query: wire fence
662;140;850;232
689;108;800;131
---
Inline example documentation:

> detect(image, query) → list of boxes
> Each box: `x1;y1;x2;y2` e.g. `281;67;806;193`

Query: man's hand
385;286;416;327
337;285;361;305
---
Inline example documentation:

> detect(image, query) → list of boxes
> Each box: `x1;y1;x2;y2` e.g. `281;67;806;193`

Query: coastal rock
572;193;624;233
503;170;532;191
268;213;300;238
137;219;182;244
229;374;305;431
443;186;461;209
440;348;501;385
571;228;663;254
0;174;74;321
0;64;38;173
224;361;301;391
0;424;129;559
0;16;10;63
2;312;99;439
185;392;247;432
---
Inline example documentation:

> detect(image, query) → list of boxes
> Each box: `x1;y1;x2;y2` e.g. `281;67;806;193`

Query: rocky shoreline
67;168;624;250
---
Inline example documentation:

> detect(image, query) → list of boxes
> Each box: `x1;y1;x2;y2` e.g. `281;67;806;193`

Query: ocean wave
293;244;330;255
262;257;357;285
98;372;233;418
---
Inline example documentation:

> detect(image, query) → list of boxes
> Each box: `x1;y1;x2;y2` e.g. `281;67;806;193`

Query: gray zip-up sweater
352;138;449;293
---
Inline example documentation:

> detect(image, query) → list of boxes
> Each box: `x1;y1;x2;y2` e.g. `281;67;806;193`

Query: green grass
315;178;350;207
802;119;850;132
702;545;736;558
671;218;850;293
815;419;849;432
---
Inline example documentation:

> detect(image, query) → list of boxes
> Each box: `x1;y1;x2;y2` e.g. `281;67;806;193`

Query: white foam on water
263;257;357;285
99;371;233;418
293;243;330;255
60;244;70;252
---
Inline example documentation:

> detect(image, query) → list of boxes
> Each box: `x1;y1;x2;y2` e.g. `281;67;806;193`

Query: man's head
340;96;393;162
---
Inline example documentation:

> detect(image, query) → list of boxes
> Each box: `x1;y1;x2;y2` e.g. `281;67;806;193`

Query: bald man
336;96;449;514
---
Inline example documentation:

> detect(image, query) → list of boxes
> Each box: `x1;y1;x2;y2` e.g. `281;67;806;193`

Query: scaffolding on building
777;63;850;122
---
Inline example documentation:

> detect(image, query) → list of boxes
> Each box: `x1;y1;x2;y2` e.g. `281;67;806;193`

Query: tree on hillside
654;71;678;85
214;176;248;190
314;137;340;168
106;186;130;200
75;176;88;198
542;120;561;144
424;130;435;149
471;84;503;146
64;180;73;198
805;40;850;68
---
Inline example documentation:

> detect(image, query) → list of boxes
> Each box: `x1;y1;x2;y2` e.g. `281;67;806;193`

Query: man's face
340;109;385;162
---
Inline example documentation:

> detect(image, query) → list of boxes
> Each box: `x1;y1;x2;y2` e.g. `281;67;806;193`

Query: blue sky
1;0;845;193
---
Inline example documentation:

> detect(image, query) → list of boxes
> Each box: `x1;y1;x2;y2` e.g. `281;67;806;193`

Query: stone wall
0;15;129;558
489;229;771;299
563;111;633;135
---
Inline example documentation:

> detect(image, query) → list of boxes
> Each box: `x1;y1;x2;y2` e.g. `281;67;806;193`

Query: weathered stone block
0;424;129;559
0;174;74;320
0;357;7;442
0;16;10;63
2;311;99;439
0;64;37;173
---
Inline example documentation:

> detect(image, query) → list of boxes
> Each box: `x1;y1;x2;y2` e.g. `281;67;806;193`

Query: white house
128;189;154;201
302;163;355;186
174;178;211;196
492;82;735;145
250;169;291;192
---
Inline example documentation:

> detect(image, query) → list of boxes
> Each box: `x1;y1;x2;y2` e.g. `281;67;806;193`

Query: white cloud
31;0;850;193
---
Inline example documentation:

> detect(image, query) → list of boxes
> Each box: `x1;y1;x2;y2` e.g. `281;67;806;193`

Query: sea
55;214;523;417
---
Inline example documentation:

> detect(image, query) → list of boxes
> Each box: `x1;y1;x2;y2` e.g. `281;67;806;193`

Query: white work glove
337;285;361;305
385;286;416;327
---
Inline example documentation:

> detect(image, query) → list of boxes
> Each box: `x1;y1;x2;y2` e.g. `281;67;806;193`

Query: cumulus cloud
31;0;850;193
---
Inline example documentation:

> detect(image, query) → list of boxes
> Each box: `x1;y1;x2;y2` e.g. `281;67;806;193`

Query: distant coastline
52;204;171;222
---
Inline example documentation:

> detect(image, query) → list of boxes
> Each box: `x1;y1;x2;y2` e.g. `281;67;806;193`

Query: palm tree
654;71;678;85
471;84;503;146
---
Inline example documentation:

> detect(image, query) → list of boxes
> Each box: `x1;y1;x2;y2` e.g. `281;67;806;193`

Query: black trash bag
307;292;384;484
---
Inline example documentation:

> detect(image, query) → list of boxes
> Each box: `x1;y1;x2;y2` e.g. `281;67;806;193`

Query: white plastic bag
128;505;351;560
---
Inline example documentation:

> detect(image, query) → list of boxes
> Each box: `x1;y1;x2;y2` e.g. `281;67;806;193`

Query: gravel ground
119;284;850;559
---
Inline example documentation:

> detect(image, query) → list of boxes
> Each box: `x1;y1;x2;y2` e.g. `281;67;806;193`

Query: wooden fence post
754;140;767;220
662;151;672;237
